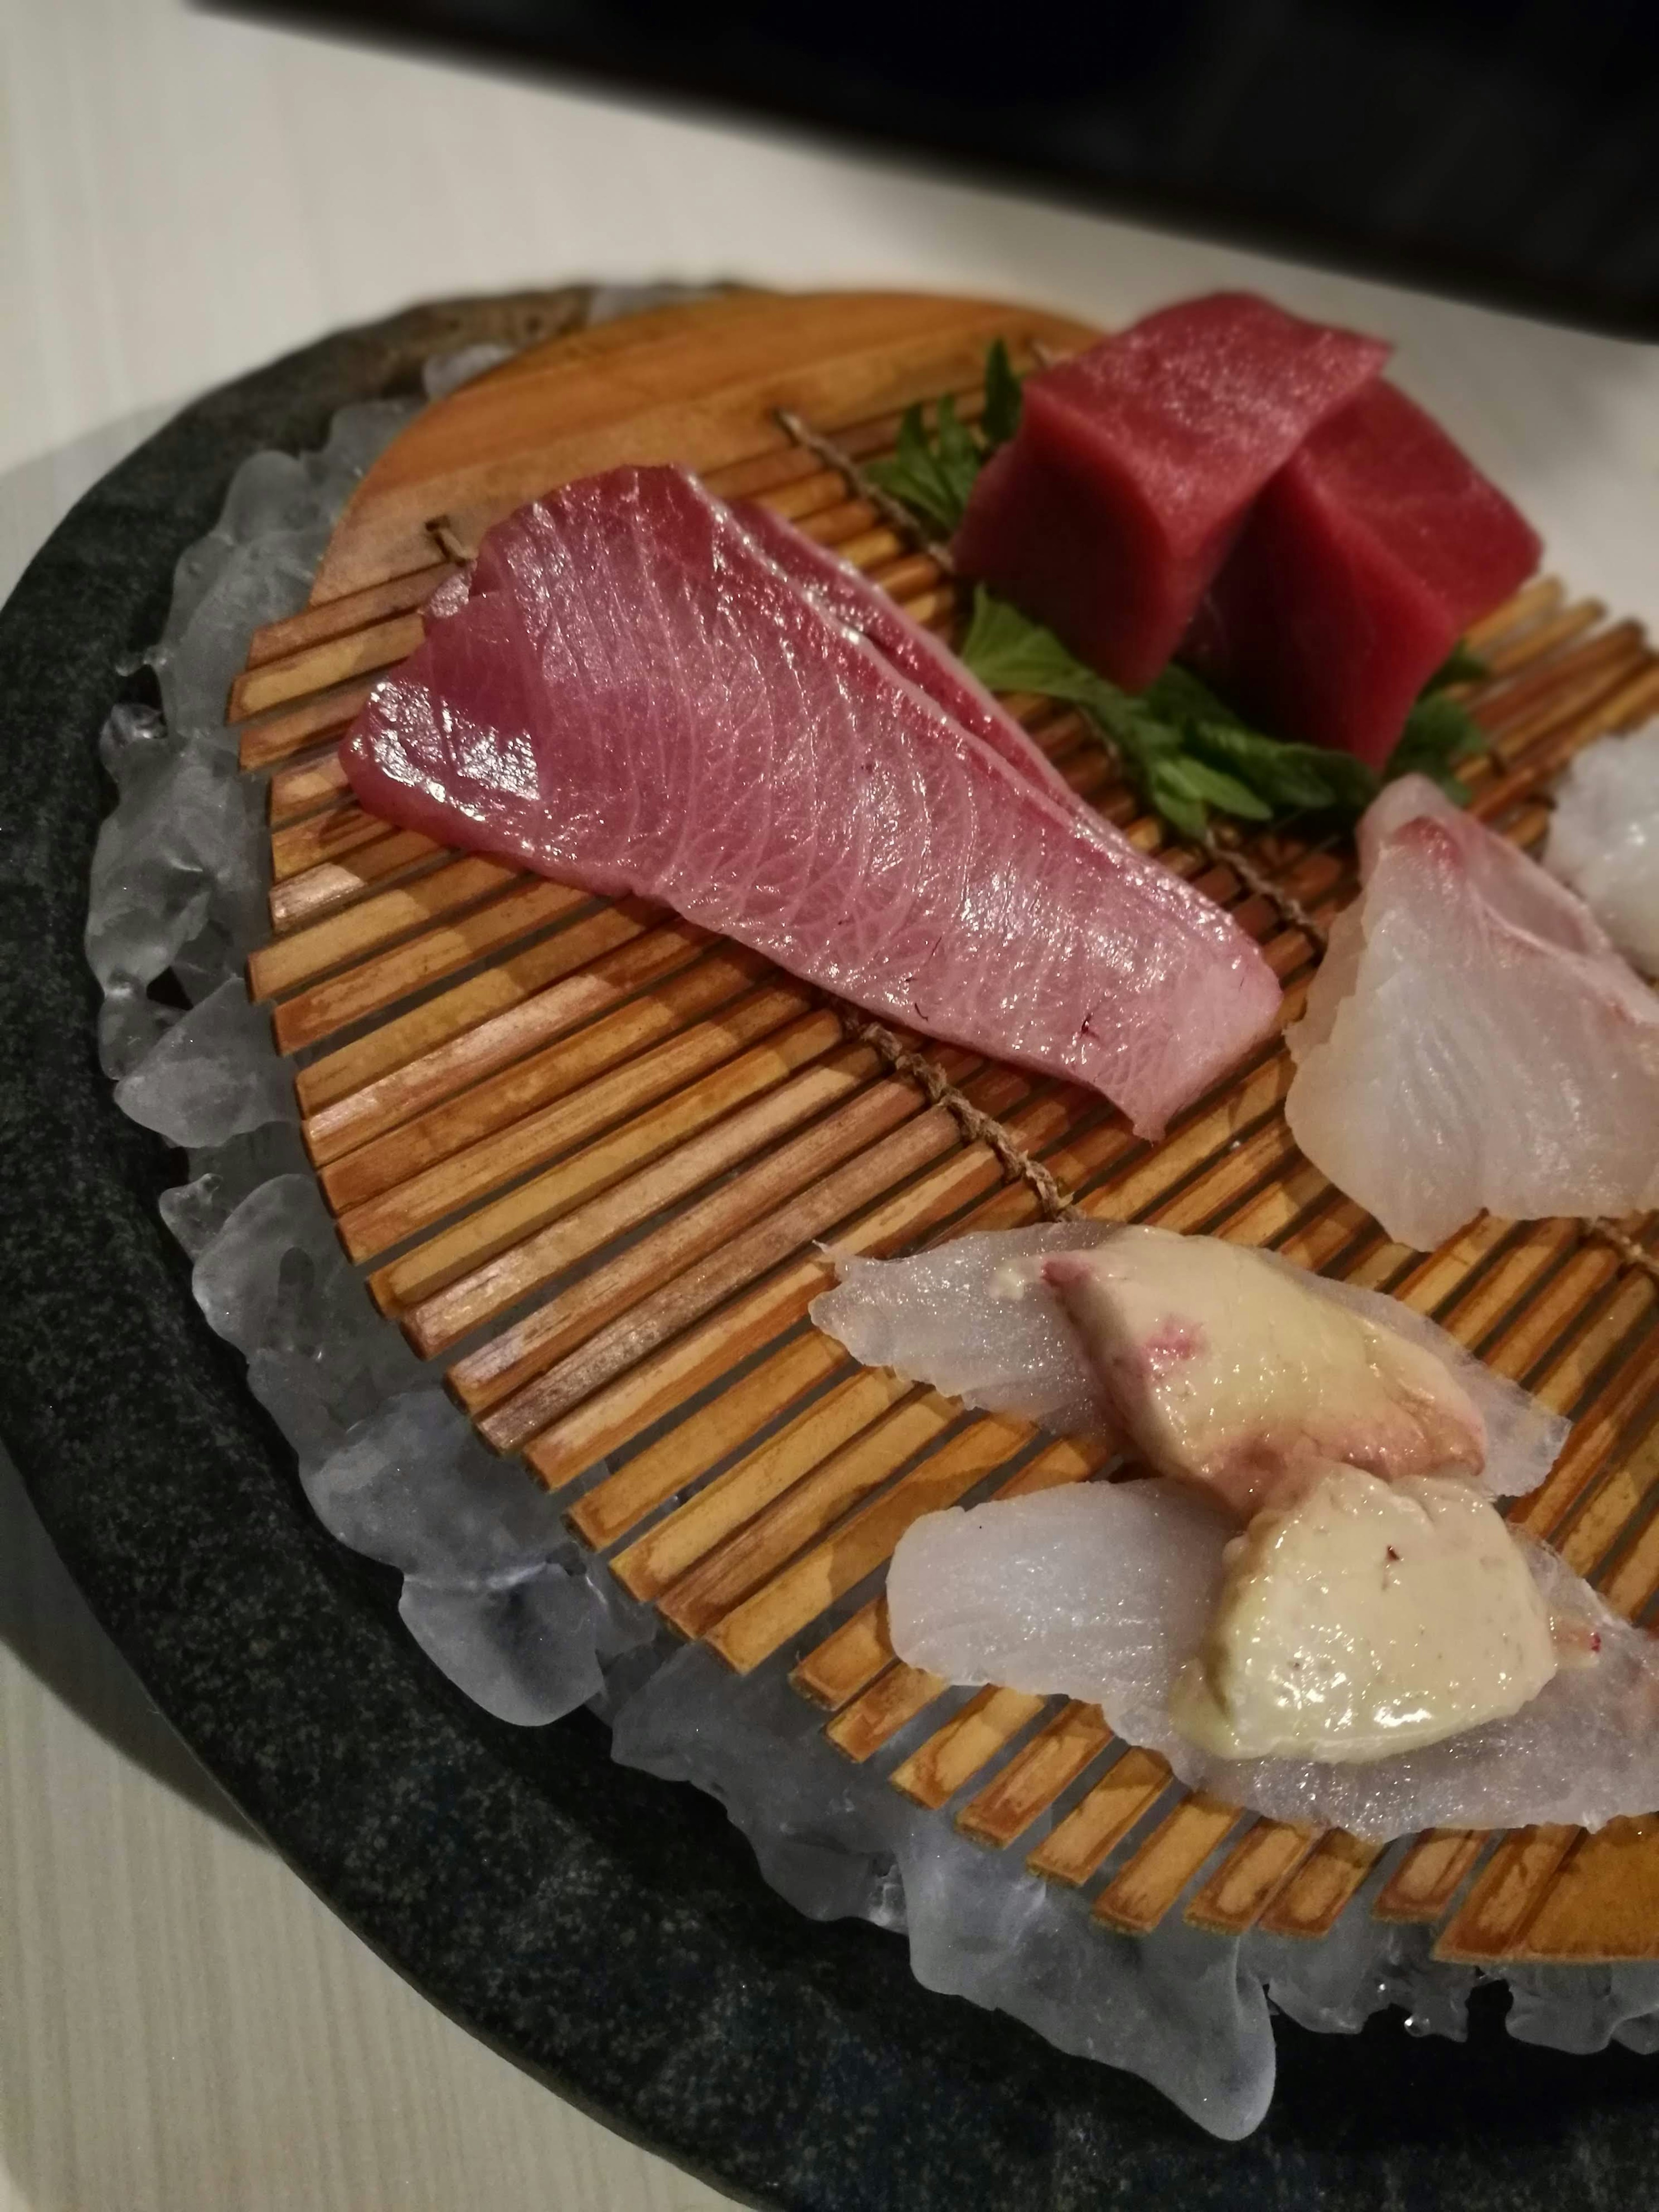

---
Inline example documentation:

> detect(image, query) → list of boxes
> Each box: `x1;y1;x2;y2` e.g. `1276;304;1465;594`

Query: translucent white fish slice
1545;727;1659;975
1286;774;1659;1251
890;1484;1659;1840
810;1222;1567;1504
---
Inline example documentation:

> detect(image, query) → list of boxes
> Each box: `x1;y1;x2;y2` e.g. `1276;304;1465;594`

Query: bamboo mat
235;289;1659;1967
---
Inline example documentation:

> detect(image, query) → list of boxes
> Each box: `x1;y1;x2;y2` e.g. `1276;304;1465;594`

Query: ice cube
116;978;296;1147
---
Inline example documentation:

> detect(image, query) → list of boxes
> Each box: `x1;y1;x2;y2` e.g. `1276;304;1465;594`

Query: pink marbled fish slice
343;465;1280;1138
734;498;1102;825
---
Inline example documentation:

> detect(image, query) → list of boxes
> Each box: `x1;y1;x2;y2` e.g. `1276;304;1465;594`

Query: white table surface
3;2;1659;2205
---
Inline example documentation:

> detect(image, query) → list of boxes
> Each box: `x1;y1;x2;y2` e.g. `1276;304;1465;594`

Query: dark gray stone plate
1;293;1654;2211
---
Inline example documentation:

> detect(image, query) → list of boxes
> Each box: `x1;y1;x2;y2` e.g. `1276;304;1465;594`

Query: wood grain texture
311;290;1096;601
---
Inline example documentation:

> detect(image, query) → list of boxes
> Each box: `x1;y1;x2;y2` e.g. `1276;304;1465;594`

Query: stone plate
2;292;1657;2211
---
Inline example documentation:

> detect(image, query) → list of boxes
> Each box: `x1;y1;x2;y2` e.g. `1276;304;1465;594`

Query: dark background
220;0;1659;337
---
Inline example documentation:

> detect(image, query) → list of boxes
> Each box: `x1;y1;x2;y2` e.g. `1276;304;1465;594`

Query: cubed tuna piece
951;293;1389;690
1185;379;1541;766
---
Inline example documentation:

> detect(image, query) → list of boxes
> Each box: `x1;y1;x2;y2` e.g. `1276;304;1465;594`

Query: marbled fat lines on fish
343;467;1281;1138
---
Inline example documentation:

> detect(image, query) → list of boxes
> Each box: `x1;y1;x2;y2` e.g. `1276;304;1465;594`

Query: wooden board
235;287;1659;1967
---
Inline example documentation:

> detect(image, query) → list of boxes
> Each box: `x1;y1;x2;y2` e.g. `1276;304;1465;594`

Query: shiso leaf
867;343;1026;535
961;588;1378;839
1421;638;1491;693
1384;689;1492;804
866;402;970;536
980;338;1024;451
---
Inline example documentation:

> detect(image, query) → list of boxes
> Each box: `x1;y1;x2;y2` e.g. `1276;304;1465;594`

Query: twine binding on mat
773;407;957;572
1201;829;1330;952
1586;1217;1659;1286
831;1001;1085;1224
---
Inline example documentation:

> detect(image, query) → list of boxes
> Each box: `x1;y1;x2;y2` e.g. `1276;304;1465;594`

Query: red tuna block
1185;380;1542;767
951;293;1389;691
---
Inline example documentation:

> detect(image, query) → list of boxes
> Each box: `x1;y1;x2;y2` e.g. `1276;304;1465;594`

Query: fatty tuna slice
951;293;1389;691
343;466;1281;1138
734;499;1100;825
1186;380;1541;766
1285;775;1659;1249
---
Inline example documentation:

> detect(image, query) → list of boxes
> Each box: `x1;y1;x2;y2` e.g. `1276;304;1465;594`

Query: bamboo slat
613;1366;914;1603
404;1022;863;1346
1427;1828;1580;1956
1025;1749;1173;1887
303;909;696;1158
327;956;792;1223
956;1703;1115;1848
889;1688;1049;1811
569;1329;849;1553
1373;1831;1489;1923
1093;1793;1244;1933
270;801;399;882
245;560;454;668
237;677;378;772
826;1660;947;1763
272;877;591;1054
269;829;442;933
791;1597;896;1713
1256;1832;1387;1939
1480;1817;1659;1961
229;610;424;723
268;750;351;826
229;285;1659;1975
1184;1821;1323;1935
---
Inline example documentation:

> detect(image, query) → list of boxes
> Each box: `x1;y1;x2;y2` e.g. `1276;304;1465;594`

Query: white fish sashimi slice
1287;773;1659;1252
814;1223;1116;1440
811;1224;1567;1503
1545;727;1659;976
888;1483;1227;1723
890;1486;1659;1840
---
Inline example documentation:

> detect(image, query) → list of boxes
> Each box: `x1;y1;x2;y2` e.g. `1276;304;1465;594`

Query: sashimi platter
92;286;1659;2140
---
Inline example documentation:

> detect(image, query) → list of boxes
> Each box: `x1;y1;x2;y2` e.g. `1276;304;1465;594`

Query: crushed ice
84;314;1659;2135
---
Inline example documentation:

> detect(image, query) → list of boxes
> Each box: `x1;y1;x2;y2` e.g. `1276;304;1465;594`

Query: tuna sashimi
810;1222;1566;1509
734;500;1096;823
886;1482;1659;1839
1185;381;1540;766
1545;728;1659;974
951;293;1389;691
1286;776;1659;1249
343;467;1281;1138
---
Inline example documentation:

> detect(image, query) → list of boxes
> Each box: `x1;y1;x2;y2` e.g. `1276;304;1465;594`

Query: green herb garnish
867;342;1025;536
1420;639;1491;693
960;588;1383;839
1382;689;1491;801
980;338;1023;452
